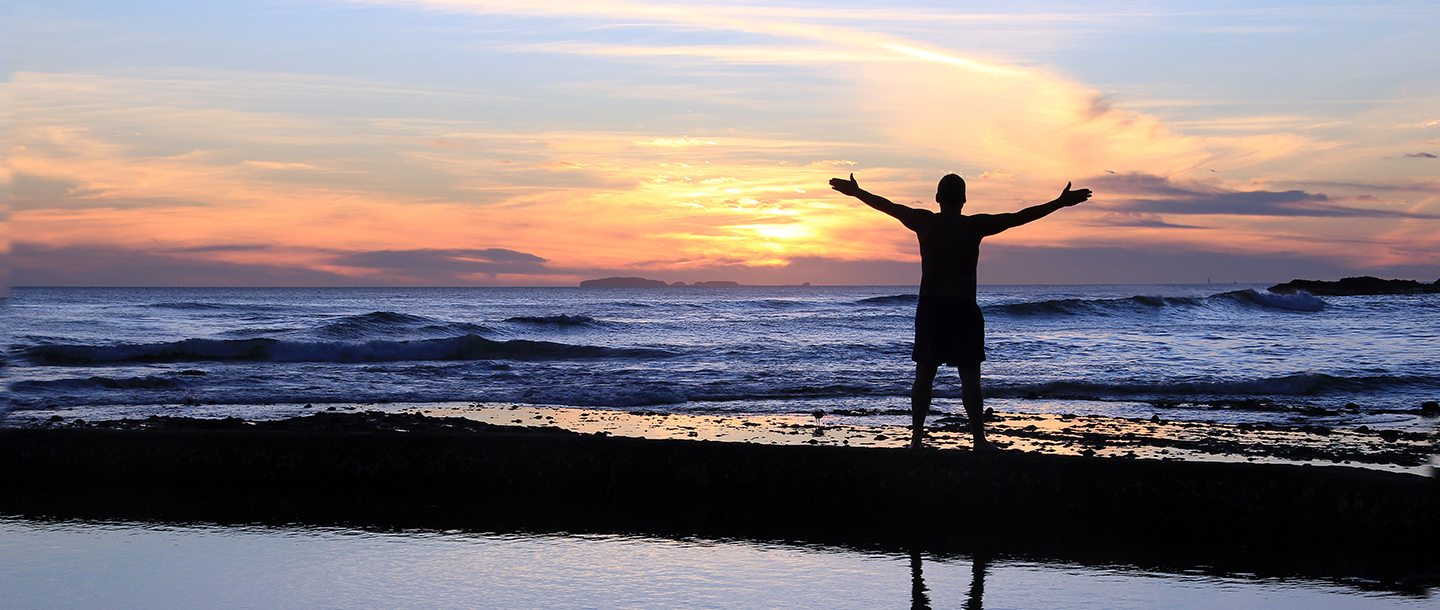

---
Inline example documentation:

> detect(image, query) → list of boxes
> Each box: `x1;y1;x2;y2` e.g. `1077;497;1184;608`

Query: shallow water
0;517;1430;609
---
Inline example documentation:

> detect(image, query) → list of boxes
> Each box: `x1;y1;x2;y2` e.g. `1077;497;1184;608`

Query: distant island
579;276;809;288
1268;276;1440;296
580;277;669;287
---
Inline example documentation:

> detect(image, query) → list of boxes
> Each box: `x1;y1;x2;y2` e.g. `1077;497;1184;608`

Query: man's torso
908;211;985;300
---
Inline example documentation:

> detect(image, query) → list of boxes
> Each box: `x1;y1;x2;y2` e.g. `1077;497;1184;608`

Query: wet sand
452;404;1437;474
11;400;1436;476
105;402;1424;475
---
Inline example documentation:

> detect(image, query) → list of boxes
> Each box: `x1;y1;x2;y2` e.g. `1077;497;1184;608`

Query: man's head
936;173;966;209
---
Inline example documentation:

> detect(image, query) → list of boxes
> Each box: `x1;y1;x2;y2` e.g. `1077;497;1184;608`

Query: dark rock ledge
1269;276;1440;296
1;412;1436;589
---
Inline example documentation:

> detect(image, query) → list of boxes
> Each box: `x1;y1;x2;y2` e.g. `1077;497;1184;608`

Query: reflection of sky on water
1;517;1428;609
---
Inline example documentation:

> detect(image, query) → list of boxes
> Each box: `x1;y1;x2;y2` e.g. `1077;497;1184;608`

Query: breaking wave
1214;289;1326;312
986;290;1322;317
856;294;919;306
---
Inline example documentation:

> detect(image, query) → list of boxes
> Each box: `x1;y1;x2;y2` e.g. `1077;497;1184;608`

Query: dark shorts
912;296;986;366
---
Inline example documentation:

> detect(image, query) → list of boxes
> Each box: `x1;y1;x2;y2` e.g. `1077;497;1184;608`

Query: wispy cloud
1092;173;1439;218
332;248;552;277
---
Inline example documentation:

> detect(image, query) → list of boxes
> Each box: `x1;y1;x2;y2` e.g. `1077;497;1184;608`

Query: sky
7;0;1440;286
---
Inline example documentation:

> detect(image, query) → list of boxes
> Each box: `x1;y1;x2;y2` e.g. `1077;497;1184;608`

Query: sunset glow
9;0;1440;285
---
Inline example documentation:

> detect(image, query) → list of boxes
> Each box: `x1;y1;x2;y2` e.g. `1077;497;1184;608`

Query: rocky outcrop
1268;276;1440;296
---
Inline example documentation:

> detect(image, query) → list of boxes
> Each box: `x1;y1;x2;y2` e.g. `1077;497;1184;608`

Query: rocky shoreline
2;411;1437;589
1268;276;1440;295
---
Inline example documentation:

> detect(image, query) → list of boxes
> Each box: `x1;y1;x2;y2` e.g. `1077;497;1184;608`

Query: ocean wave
505;314;596;326
312;311;492;339
985;290;1321;317
22;334;677;365
315;311;435;339
856;294;919;306
151;301;240;311
1215;289;1325;312
11;376;181;392
988;295;1206;317
151;301;288;312
699;299;804;310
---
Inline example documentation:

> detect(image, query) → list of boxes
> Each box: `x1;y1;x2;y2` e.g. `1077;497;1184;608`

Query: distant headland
1268;276;1440;296
579;276;809;288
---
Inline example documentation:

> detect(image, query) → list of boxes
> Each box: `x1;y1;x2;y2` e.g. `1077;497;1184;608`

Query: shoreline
12;403;1435;475
2;410;1438;589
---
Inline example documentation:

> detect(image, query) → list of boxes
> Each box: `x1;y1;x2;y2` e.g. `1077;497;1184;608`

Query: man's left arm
979;182;1092;235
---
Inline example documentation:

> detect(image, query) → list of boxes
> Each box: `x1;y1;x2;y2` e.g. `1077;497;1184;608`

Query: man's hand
830;173;864;197
1057;182;1092;206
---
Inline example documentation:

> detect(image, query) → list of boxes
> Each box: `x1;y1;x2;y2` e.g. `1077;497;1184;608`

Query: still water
1;517;1429;609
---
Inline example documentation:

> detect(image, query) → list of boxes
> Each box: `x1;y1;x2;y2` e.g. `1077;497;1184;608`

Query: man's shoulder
954;212;1005;233
895;206;935;231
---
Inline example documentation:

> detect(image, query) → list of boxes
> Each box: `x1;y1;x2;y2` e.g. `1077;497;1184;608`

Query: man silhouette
830;173;1092;451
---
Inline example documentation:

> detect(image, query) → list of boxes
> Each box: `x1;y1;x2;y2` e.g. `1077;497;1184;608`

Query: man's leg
958;364;1000;452
911;362;939;449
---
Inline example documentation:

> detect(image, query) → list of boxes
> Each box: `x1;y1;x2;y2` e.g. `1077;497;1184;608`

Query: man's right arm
829;173;927;227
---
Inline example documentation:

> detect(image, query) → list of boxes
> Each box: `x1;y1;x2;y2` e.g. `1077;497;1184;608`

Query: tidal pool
0;517;1430;609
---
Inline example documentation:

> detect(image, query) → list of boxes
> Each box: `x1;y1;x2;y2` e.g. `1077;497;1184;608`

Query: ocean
3;284;1438;432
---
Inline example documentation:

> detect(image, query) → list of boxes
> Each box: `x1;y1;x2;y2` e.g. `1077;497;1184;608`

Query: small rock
1420;401;1439;415
1149;414;1162;424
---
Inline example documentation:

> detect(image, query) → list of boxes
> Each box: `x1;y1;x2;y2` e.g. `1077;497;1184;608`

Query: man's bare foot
973;439;1003;453
909;437;925;451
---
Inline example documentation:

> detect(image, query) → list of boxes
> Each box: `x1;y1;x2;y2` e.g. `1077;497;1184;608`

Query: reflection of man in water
830;173;1092;451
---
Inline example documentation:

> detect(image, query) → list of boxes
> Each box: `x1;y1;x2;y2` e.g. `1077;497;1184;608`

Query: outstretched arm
980;182;1092;235
829;173;927;226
